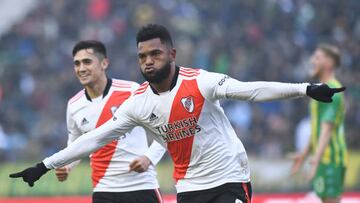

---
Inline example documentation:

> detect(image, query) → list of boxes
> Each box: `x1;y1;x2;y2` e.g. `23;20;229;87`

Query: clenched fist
129;155;151;173
55;167;69;182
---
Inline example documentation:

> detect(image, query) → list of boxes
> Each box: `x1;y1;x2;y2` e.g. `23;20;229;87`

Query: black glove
9;162;50;187
306;84;346;103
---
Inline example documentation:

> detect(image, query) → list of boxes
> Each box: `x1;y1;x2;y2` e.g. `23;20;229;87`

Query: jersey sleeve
320;93;341;123
197;70;308;102
66;102;81;144
143;140;166;166
65;103;82;170
43;98;139;169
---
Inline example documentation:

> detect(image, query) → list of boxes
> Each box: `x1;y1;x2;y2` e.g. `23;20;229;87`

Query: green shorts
312;162;346;198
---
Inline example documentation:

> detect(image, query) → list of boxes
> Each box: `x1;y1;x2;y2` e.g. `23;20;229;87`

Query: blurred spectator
294;116;311;152
0;124;9;160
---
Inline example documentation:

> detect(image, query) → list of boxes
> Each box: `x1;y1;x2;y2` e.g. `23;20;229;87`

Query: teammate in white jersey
10;25;345;203
56;40;165;203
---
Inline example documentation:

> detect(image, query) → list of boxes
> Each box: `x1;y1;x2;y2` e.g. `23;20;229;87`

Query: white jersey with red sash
45;67;308;193
66;78;165;192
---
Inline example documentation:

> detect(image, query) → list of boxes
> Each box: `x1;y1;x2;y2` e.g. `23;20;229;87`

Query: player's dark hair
136;24;173;47
317;44;341;68
72;40;107;58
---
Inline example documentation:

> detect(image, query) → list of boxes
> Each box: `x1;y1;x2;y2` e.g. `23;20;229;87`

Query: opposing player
55;40;165;203
291;44;347;203
10;25;345;203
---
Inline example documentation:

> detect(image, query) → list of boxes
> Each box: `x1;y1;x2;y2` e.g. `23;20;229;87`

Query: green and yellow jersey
310;78;348;167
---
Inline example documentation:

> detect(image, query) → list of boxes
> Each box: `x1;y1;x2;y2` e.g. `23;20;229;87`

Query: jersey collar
149;66;179;95
85;78;112;101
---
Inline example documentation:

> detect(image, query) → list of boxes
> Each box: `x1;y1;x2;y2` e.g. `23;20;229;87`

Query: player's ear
169;48;176;62
101;58;109;70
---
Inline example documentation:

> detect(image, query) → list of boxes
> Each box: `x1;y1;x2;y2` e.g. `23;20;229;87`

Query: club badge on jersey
181;96;195;113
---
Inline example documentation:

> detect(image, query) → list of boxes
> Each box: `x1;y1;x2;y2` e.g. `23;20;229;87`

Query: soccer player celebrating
55;40;165;203
291;44;347;203
10;25;345;203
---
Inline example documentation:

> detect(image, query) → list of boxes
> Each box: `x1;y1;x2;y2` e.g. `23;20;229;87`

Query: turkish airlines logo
181;96;194;113
155;116;201;142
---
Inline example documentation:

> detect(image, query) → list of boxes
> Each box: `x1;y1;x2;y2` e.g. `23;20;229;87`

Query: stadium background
0;0;359;202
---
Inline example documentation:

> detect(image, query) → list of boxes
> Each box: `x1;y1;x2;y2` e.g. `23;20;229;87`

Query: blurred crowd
0;0;359;161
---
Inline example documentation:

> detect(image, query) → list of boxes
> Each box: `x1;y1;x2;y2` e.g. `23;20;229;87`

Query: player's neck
85;76;108;99
150;65;176;93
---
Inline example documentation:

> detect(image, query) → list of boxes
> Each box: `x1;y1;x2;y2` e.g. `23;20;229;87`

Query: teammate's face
73;49;108;86
137;38;176;83
310;49;333;79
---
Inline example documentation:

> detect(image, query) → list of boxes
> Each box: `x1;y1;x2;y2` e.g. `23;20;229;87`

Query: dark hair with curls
136;24;173;47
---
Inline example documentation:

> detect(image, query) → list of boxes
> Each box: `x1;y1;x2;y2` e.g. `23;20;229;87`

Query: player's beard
141;61;171;83
310;65;322;80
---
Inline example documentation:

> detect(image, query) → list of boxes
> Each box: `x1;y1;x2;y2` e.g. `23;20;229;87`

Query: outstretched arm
43;118;128;169
43;97;138;169
217;80;309;101
200;71;345;102
9;100;138;187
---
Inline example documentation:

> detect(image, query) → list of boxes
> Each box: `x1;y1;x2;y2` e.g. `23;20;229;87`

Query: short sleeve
320;93;341;123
